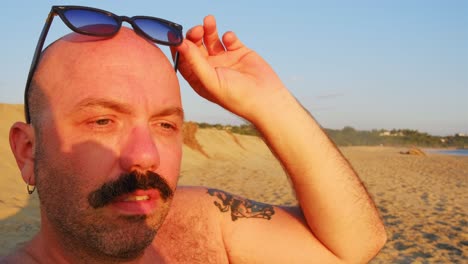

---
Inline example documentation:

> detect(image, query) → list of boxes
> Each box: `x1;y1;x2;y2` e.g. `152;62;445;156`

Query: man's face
32;29;183;259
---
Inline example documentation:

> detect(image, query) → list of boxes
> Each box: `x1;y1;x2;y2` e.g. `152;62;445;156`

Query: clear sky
1;1;467;136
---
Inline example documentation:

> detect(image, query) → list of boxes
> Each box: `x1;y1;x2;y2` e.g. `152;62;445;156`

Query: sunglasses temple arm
24;10;56;123
173;51;179;72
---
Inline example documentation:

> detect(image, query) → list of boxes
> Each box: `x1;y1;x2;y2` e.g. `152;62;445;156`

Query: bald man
4;16;386;263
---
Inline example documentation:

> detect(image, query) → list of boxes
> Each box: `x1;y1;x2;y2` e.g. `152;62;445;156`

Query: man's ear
9;122;36;185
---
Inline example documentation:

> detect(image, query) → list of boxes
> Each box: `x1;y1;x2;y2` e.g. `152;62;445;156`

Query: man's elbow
371;225;387;258
339;222;387;264
359;222;387;263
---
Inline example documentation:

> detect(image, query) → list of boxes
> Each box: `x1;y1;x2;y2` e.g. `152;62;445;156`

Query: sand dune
1;103;467;263
0;104;28;220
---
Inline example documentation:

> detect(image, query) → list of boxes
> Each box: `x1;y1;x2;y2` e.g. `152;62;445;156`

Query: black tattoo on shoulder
207;188;275;221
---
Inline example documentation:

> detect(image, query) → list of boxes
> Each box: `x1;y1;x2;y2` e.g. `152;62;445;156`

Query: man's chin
52;202;169;262
82;217;158;261
98;227;156;261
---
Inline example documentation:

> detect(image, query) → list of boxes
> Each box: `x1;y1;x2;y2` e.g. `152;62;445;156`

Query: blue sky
1;1;467;136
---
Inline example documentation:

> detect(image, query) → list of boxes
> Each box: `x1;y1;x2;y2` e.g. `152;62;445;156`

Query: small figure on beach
399;147;426;156
3;5;386;263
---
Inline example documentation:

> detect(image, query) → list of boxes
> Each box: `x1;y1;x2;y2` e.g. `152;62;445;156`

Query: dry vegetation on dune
182;122;209;158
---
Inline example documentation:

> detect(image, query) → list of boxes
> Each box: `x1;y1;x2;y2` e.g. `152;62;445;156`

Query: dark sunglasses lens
133;18;182;44
63;9;119;35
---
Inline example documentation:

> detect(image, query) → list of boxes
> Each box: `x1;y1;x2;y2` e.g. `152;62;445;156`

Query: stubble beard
34;144;173;261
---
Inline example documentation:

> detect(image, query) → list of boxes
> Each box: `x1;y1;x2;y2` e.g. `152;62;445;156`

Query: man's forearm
250;87;386;262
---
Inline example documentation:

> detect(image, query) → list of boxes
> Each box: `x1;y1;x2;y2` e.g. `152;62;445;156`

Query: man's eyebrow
73;99;133;114
155;107;185;121
73;98;184;120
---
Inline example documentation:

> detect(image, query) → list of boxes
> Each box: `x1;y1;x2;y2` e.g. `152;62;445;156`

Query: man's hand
174;15;288;122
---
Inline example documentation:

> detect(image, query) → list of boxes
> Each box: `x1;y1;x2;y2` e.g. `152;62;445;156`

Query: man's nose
120;125;160;172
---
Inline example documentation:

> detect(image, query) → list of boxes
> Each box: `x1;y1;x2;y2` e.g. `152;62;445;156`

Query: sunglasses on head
24;5;184;123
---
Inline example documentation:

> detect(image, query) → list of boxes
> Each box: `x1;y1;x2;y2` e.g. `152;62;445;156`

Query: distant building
379;130;404;137
379;131;391;136
455;133;467;137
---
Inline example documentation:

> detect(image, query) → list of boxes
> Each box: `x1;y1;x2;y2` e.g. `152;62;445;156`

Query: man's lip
114;190;159;202
110;190;161;215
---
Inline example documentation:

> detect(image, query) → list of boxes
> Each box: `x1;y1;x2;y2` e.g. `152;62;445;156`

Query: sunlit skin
6;15;386;263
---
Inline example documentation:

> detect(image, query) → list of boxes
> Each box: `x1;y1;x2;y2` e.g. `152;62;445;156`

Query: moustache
88;170;174;209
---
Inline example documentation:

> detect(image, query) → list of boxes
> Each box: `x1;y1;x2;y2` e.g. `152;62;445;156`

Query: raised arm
174;16;386;263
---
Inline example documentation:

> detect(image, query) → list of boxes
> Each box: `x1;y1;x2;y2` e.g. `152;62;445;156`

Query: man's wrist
247;86;309;129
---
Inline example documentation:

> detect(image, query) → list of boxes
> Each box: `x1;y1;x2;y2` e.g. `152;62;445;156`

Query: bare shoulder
169;187;340;263
160;186;231;233
170;186;216;207
152;186;229;263
165;186;226;219
168;186;304;227
170;186;279;221
155;187;341;263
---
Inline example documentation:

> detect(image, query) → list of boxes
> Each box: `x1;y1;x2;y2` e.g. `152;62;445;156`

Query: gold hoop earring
27;177;36;195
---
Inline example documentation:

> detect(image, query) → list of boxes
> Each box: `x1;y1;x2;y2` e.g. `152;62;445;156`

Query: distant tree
192;121;466;148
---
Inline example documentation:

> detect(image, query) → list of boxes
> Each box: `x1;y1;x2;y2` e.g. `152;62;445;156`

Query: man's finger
222;31;245;51
186;26;208;56
175;40;218;96
203;15;225;55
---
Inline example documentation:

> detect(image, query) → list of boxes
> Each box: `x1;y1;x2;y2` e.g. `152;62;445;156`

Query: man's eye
95;119;111;126
160;122;175;130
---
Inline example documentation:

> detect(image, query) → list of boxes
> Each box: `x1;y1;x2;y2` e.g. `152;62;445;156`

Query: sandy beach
0;104;467;263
